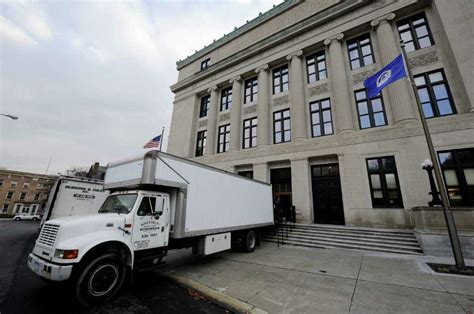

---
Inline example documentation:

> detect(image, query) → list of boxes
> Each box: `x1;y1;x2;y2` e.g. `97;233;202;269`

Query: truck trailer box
104;151;274;238
42;176;109;224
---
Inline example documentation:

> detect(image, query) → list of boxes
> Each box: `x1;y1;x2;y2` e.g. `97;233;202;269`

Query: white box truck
28;151;273;306
41;176;109;225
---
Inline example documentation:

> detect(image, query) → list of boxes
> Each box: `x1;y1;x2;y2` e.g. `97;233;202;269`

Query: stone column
229;76;242;151
290;158;312;223
324;34;355;133
255;64;270;146
253;162;269;183
371;13;416;124
204;86;218;156
286;50;307;140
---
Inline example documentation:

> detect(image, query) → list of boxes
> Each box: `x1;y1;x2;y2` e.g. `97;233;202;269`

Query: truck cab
28;190;171;305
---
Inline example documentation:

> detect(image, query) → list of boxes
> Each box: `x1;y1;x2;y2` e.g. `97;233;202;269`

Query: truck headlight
54;249;79;259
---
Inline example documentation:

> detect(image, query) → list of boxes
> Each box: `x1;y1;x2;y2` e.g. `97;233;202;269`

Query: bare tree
65;166;89;177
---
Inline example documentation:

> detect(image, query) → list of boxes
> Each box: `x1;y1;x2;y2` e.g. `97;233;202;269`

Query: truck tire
75;253;126;307
244;230;257;253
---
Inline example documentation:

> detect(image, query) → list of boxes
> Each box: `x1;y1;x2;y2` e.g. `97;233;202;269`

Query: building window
438;148;474;206
14;204;21;214
2;204;8;213
244;77;258;104
414;70;455;119
238;171;254;179
22;206;30;213
366;156;403;208
34;193;40;201
347;34;375;70
217;124;230;153
6;192;14;199
195;130;207;157
273;109;291;144
306;51;327;83
199;95;210;118
31;205;38;214
220;87;232;111
10;181;17;188
37;183;43;189
355;89;387;129
23;182;30;189
201;58;210;70
397;13;434;53
0;179;3;187
243;117;257;149
20;192;27;200
310;98;333;137
272;65;289;94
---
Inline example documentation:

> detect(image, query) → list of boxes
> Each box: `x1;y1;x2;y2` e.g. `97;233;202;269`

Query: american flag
143;135;162;149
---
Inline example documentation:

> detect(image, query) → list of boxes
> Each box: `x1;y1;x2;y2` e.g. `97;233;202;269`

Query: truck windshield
98;194;138;214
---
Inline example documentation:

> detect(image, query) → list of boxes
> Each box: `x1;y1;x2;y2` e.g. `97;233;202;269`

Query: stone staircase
263;223;423;255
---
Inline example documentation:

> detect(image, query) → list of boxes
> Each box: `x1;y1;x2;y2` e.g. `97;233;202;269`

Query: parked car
13;214;42;221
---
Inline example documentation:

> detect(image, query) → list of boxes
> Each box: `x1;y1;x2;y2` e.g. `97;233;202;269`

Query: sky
0;0;280;175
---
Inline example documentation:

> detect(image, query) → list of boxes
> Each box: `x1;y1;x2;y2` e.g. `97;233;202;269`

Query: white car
12;214;42;221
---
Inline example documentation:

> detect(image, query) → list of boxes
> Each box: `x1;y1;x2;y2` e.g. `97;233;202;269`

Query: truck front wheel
75;253;126;307
244;230;257;253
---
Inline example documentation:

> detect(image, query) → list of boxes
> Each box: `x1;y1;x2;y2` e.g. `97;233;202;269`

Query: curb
163;271;267;314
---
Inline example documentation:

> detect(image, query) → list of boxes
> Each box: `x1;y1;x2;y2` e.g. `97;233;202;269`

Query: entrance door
271;168;292;222
312;164;345;225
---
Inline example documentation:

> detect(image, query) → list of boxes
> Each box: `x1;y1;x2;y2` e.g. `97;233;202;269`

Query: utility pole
401;40;465;270
45;156;52;175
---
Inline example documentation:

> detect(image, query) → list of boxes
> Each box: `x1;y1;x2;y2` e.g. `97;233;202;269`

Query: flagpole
400;40;465;270
159;127;165;152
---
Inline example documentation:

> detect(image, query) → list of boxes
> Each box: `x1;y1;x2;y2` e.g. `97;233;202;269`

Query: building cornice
0;169;57;179
176;0;303;70
170;0;369;94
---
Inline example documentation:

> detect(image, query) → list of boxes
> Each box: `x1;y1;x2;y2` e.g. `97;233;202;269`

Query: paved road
0;221;227;314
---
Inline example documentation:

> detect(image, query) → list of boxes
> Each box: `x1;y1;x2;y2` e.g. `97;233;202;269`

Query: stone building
0;169;57;216
167;0;473;245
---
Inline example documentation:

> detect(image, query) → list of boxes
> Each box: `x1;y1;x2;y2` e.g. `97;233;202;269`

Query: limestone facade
168;0;474;229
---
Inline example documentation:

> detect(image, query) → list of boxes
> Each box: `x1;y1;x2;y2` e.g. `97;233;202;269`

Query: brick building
0;169;57;216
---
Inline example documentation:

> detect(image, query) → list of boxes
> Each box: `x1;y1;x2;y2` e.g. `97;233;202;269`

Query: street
0;221;227;314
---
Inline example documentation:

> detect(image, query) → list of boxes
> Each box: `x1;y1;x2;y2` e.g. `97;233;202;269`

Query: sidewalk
160;243;474;313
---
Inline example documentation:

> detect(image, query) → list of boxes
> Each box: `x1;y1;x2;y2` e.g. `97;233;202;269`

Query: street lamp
0;114;19;120
421;159;442;207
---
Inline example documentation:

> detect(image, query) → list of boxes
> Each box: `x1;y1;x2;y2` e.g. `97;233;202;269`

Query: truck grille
38;223;60;247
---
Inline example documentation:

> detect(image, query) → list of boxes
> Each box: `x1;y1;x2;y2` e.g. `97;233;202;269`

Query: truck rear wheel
244;230;257;253
75;253;125;307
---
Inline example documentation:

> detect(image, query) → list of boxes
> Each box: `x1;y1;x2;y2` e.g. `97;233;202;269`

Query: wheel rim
249;233;256;249
88;263;119;297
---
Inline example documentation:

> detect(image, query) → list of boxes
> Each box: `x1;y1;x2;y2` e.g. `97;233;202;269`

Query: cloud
0;15;37;45
0;0;280;174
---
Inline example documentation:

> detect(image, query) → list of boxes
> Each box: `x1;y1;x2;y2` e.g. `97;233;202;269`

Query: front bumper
27;253;73;281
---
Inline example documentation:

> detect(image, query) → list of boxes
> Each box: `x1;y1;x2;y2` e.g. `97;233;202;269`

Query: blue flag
364;54;407;99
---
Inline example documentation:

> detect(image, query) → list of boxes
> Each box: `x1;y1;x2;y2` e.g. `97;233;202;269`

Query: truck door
132;195;170;250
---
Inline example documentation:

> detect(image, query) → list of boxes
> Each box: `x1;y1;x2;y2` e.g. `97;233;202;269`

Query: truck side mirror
153;211;162;219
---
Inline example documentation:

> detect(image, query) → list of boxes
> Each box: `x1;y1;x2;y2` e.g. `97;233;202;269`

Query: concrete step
262;237;423;255
293;223;415;234
279;228;419;243
263;234;422;252
264;231;420;247
287;224;417;238
263;223;423;255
